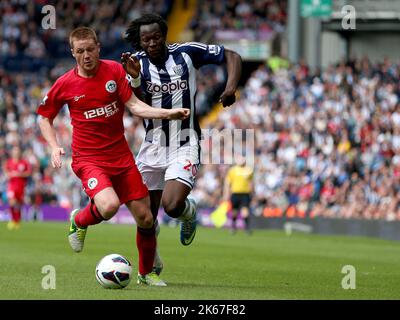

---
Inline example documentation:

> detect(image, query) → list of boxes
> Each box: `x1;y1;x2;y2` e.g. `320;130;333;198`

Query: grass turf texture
1;221;399;299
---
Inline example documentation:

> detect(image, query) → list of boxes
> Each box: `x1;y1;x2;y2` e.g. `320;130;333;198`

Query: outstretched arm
219;49;242;107
125;93;190;120
38;115;65;168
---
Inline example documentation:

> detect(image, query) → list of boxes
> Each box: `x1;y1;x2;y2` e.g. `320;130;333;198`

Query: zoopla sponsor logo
146;80;188;94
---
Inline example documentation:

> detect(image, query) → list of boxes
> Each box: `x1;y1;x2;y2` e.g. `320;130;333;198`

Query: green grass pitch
1;221;399;299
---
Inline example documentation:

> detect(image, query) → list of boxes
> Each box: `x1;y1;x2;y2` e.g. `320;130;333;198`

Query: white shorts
136;142;200;190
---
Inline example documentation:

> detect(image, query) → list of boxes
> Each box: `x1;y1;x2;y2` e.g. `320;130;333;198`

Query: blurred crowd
193;57;400;221
0;0;228;109
189;0;287;42
1;0;172;69
3;1;399;222
188;0;287;113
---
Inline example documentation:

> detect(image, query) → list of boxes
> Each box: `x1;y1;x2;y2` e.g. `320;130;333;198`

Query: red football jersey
37;60;133;164
5;159;30;190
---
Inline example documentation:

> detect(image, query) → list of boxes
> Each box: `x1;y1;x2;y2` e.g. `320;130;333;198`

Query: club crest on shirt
105;80;117;93
88;178;98;190
208;45;221;55
172;64;184;76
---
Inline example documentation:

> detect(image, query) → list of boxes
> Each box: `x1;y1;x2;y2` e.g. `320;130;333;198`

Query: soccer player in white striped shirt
122;13;242;281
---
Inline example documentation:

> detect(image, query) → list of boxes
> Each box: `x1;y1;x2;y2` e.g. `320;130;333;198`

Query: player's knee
136;209;154;228
98;200;120;220
162;198;185;218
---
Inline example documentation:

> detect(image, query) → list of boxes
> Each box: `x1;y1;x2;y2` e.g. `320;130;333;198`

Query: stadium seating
193;57;400;221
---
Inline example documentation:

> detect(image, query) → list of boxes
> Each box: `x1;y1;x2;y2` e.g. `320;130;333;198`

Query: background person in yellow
223;156;254;234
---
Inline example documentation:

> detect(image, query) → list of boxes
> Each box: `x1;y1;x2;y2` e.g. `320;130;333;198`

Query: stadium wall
349;32;400;63
321;31;346;67
303;15;400;69
1;205;400;242
251;216;400;242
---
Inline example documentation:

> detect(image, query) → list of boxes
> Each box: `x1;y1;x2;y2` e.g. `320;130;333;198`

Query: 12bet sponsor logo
83;101;119;119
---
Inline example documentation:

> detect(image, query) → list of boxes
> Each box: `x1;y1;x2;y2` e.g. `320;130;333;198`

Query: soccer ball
95;254;132;289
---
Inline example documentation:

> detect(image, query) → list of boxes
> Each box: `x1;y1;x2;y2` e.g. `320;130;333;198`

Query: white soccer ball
95;254;132;289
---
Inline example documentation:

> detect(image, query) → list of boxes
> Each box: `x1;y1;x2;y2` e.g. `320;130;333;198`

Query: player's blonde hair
69;26;98;48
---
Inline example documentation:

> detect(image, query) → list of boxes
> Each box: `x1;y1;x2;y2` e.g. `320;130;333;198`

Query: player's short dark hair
69;26;98;48
125;13;168;51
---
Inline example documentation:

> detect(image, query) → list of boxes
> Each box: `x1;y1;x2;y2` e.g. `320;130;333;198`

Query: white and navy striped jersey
134;42;225;148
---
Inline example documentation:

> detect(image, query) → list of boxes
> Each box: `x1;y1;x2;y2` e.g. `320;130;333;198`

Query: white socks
178;199;193;221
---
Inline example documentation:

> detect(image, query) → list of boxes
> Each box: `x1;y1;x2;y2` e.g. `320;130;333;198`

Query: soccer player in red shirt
3;146;31;230
37;27;189;286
